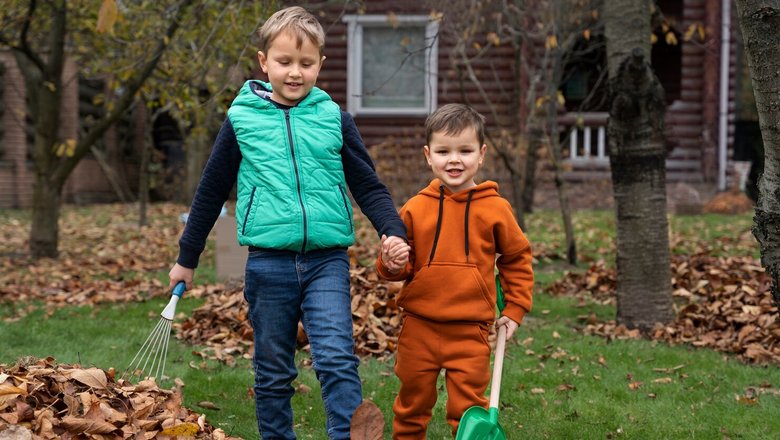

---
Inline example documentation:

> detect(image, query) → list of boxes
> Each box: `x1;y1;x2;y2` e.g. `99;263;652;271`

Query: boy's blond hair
425;103;486;146
255;6;325;54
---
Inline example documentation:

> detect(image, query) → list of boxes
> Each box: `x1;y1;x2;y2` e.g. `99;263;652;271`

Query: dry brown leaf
61;415;119;434
296;384;312;394
160;422;200;435
70;368;108;389
349;400;385;440
628;381;643;390
197;401;220;410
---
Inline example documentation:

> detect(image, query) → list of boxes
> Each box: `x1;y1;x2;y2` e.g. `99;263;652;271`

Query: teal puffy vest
228;80;355;252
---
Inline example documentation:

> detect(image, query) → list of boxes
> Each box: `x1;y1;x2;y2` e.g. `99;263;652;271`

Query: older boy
169;6;409;439
377;103;534;438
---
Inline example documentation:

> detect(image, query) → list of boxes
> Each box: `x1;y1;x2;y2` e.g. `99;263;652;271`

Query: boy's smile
258;31;325;106
424;127;487;193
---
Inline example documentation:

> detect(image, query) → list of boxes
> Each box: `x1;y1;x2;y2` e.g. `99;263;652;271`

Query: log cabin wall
0;51;116;208
0;50;33;209
0;1;739;209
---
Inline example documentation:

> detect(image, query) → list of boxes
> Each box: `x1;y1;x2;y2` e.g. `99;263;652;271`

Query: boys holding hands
378;103;534;438
169;6;408;439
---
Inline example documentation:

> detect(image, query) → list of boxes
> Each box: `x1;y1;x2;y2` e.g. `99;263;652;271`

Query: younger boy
377;103;534;438
169;6;409;439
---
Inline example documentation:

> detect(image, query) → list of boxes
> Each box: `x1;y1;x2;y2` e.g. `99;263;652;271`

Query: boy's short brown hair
255;6;325;54
424;103;486;146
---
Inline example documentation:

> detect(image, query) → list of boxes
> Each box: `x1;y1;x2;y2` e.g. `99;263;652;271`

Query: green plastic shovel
455;323;508;440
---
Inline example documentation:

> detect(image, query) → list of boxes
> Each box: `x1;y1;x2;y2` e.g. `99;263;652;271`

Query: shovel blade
455;407;506;440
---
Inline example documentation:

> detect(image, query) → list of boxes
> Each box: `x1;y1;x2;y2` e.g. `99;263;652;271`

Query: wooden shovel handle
489;324;507;409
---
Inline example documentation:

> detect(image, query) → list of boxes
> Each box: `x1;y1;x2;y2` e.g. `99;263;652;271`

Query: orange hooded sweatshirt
377;179;533;325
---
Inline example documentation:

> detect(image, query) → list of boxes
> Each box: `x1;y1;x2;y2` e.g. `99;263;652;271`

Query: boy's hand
496;315;519;341
380;235;410;274
169;263;195;291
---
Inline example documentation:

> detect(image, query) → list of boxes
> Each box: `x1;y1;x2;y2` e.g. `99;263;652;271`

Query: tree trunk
522;122;543;214
16;1;66;259
30;176;62;258
734;0;780;307
9;0;193;259
545;106;577;265
490;145;526;229
508;158;527;230
605;0;674;329
543;41;578;266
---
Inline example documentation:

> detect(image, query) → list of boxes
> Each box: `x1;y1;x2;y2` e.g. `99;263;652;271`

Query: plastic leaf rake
123;281;186;382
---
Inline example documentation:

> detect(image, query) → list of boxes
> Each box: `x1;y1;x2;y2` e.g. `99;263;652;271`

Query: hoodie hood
419;179;500;201
230;80;331;110
421;178;501;267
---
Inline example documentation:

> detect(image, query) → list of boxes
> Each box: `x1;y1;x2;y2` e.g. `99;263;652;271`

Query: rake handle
172;281;186;297
489;324;507;410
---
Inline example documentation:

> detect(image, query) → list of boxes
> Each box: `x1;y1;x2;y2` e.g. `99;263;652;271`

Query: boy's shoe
350;400;385;440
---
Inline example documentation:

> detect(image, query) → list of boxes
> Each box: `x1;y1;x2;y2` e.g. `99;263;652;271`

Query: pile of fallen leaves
5;202;774;368
1;204;189;321
548;254;779;365
175;283;253;366
0;357;240;439
176;257;405;364
703;188;755;214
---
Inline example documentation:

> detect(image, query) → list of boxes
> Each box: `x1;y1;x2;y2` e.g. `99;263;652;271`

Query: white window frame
342;14;439;116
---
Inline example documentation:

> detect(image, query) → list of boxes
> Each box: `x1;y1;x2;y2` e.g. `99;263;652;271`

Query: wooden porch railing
557;112;610;164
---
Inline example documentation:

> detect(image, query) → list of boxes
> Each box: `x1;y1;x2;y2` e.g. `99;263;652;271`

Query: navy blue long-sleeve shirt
177;111;407;268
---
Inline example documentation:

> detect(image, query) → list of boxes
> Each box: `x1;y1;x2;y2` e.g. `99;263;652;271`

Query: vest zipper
285;109;308;253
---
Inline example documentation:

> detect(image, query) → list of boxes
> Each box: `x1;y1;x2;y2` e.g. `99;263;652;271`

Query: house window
342;14;439;116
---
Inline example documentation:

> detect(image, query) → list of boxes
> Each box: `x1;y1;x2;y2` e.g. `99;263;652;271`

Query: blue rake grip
172;280;186;297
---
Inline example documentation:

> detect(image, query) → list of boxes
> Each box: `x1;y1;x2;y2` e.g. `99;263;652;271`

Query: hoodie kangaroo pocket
397;262;495;322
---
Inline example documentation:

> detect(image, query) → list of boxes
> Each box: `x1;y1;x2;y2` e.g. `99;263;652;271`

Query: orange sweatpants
392;313;492;439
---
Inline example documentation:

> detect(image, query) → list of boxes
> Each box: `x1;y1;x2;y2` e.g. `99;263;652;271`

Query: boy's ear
479;144;487;164
423;145;432;165
257;51;268;73
316;55;326;74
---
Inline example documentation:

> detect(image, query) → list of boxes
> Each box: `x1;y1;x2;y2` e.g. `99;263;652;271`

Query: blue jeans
244;247;362;439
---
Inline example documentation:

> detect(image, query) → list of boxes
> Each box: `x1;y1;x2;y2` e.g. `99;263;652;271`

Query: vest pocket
241;187;257;235
397;262;495;322
337;185;353;234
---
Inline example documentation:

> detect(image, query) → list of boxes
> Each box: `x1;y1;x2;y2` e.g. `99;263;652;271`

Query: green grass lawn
2;206;776;439
4;289;779;439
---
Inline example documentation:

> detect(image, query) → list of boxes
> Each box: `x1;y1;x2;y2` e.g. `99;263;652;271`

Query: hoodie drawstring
464;189;475;262
427;186;476;266
427;185;446;267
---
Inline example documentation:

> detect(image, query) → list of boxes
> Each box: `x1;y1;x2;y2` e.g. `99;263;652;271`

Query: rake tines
123;316;173;382
122;281;186;383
